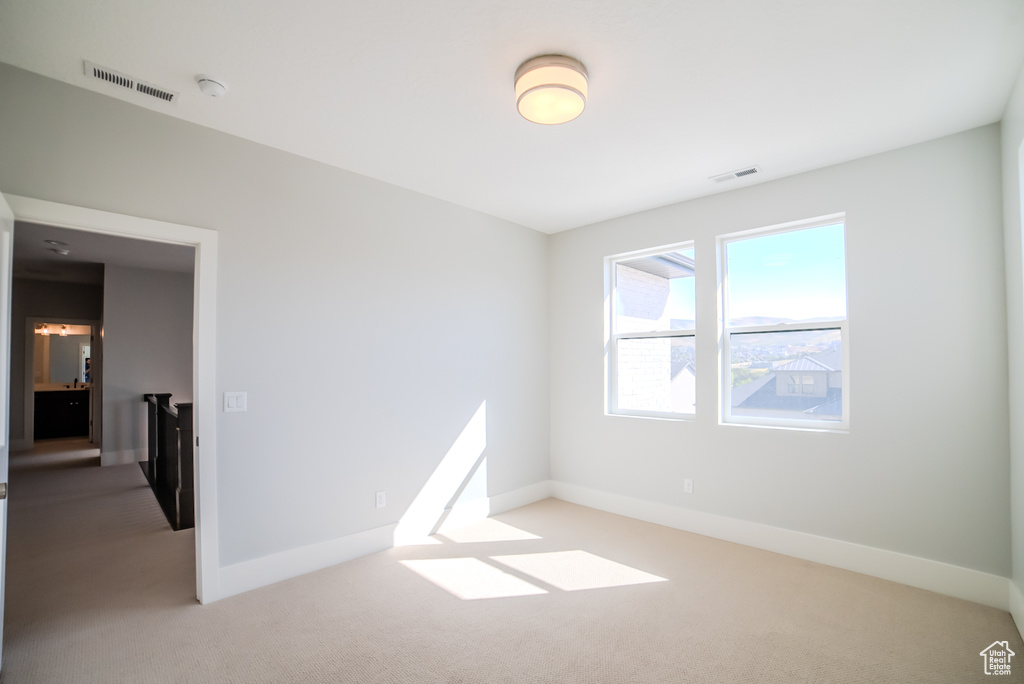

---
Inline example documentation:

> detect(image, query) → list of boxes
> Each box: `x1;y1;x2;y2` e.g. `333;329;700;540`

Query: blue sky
726;223;846;323
655;224;847;324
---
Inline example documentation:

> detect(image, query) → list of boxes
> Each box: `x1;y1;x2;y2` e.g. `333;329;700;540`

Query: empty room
1;1;1024;682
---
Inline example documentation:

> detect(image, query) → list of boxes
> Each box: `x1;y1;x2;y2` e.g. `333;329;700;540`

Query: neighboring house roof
732;374;841;414
808;346;842;371
774;357;833;372
671;362;696;382
732;343;843;414
730;372;775;405
806;398;842;415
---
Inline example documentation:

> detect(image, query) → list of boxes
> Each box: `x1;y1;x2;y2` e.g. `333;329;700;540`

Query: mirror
34;324;92;387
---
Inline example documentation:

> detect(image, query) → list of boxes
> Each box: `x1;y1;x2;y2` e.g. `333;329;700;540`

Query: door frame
23;317;102;447
5;194;220;604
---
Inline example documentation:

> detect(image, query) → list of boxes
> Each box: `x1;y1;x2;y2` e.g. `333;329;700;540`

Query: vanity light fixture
60;325;68;337
514;54;588;125
41;324;50;336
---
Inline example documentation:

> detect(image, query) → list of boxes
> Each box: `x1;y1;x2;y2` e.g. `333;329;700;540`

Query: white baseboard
437;481;554;534
101;448;144;466
550;481;1010;610
215;481;553;601
489;480;554;515
218;523;398;601
1010;582;1024;637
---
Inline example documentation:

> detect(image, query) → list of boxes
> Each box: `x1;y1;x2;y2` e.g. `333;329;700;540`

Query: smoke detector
196;75;228;97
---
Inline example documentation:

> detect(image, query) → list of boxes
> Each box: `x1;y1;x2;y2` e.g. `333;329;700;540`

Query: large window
720;217;848;429
607;245;696;418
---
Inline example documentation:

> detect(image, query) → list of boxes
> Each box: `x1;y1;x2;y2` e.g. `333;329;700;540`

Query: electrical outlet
375;491;386;508
684;478;694;494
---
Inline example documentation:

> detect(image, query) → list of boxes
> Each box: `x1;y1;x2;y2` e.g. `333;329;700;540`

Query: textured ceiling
1;0;1023;233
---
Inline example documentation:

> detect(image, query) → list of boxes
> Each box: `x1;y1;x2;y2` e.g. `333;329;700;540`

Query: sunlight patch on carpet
491;550;667;592
440;519;541;544
400;558;547;600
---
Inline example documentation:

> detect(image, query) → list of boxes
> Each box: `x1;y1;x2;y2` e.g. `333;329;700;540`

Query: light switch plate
224;391;247;412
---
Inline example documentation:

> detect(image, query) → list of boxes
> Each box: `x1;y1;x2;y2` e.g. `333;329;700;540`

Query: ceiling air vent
710;165;762;183
83;61;178;104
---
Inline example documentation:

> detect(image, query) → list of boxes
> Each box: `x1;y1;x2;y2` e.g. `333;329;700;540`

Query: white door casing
0;190;14;670
2;194;220;604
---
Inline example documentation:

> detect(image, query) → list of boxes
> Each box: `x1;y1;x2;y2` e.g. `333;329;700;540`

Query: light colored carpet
1;438;1021;683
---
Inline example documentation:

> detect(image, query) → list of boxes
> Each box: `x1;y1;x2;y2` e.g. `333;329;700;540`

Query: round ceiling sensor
196;75;228;97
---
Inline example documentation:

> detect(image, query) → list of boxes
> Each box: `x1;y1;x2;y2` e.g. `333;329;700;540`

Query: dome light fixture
514;55;588;125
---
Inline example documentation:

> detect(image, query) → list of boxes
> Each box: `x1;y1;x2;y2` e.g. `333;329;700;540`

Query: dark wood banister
142;393;194;531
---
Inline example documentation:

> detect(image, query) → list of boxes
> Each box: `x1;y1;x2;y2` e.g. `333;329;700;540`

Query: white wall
0;63;550;572
550;125;1010;577
1001;61;1024;618
101;265;193;466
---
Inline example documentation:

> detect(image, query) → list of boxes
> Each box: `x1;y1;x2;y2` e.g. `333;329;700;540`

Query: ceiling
13;222;195;284
1;1;1022;234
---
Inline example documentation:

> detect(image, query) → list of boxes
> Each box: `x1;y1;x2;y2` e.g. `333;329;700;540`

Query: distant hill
729;317;796;326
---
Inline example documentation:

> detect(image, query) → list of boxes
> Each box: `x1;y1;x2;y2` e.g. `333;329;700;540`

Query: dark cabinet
34;390;90;439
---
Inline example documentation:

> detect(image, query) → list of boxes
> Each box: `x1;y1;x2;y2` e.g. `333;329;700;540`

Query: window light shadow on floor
400;558;548;600
400;548;667;600
491;550;667;592
392;399;667;600
438;518;540;544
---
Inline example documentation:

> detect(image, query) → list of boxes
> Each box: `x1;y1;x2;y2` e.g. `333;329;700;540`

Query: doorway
3;193;220;604
28;321;95;441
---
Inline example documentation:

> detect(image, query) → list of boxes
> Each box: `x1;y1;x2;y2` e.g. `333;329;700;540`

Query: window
607;245;696;418
720;217;848;429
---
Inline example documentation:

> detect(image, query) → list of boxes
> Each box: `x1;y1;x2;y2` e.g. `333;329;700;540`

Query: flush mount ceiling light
514;55;588;125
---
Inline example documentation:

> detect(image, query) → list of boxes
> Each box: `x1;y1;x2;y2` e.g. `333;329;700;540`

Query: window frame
717;214;850;431
605;241;696;421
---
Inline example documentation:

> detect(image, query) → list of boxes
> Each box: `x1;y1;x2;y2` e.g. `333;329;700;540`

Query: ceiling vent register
710;166;762;183
83;60;178;103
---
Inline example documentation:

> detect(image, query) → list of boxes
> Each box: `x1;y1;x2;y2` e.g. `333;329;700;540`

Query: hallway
2;439;195;682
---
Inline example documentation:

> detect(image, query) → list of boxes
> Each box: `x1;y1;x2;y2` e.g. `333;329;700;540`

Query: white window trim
717;214;850;431
605;241;696;421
